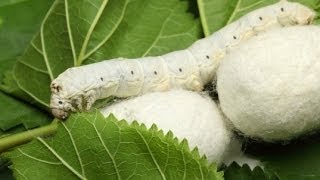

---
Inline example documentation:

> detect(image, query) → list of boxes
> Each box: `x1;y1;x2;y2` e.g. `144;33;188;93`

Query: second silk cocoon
217;25;320;141
100;90;231;164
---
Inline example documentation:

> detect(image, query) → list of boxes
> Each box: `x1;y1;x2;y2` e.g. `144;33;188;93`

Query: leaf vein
135;127;166;180
226;0;241;24
18;148;62;165
197;0;210;36
15;167;30;180
237;0;267;12
12;71;50;107
142;3;178;57
31;41;43;55
82;0;129;60
181;145;186;180
65;0;77;66
84;112;122;180
37;137;87;180
61;122;86;177
40;0;58;80
77;0;109;65
87;0;100;10
18;61;49;74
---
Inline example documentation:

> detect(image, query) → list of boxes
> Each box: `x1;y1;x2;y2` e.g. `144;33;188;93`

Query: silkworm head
50;94;70;119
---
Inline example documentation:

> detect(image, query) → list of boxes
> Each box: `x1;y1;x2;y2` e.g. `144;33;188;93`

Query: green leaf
0;0;54;72
0;157;13;180
0;0;53;135
13;0;202;108
197;0;320;36
0;0;53;100
0;0;53;99
6;112;222;180
222;162;274;180
1;71;34;102
0;167;13;180
86;0;201;62
0;92;50;133
0;0;28;7
244;136;320;180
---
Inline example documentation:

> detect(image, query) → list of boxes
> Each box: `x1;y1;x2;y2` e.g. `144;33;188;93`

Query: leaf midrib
40;0;59;80
77;0;109;66
65;0;77;66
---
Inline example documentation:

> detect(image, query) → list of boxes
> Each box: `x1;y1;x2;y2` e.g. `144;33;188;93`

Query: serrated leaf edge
105;112;222;178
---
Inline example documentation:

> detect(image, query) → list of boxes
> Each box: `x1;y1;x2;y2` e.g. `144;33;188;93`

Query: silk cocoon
217;25;320;141
100;90;231;164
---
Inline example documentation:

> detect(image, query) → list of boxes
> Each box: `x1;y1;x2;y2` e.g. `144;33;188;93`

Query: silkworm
50;0;315;119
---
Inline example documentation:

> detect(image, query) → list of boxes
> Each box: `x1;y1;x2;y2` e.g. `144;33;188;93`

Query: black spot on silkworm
58;101;63;104
206;55;210;59
259;16;263;21
281;7;284;12
179;68;182;72
131;70;134;75
154;71;157;75
100;77;104;81
233;36;237;40
52;85;61;92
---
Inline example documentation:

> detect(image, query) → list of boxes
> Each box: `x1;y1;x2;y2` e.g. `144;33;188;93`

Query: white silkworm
50;0;315;119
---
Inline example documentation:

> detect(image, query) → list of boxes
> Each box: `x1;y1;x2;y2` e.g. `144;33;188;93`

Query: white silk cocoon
100;90;231;164
217;25;320;141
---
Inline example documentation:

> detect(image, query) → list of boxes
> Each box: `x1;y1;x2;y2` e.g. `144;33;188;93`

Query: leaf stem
0;120;59;153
